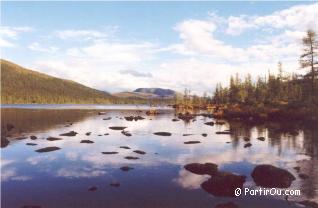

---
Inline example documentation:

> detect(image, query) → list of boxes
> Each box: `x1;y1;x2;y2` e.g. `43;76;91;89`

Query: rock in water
26;143;37;146
30;135;37;140
1;137;9;148
119;146;130;149
184;141;201;144
204;122;215;126
35;147;61;153
120;166;134;171
47;137;62;141
251;164;295;188
110;182;120;187
109;126;127;130
125;156;139;160
153;132;172;136
244;143;252;148
102;151;118;154
88;186;98;191
59;131;78;136
80;140;94;144
201;171;246;197
121;130;132;137
184;163;218;175
257;137;265;141
215;202;239;208
133;150;146;155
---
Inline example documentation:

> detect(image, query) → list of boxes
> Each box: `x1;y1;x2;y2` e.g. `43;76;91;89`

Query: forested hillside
1;59;117;104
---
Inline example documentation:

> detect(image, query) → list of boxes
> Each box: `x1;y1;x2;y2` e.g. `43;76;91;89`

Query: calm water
1;105;318;208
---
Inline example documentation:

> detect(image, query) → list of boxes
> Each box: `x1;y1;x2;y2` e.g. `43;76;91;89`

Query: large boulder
184;163;218;176
201;171;246;197
251;164;295;188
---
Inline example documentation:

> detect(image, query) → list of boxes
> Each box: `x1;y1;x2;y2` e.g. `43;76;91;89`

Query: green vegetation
0;59;174;105
209;30;318;121
1;59;117;104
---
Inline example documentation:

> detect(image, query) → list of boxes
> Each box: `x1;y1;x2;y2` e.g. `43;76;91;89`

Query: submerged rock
251;164;296;188
21;205;42;208
133;150;146;155
244;143;252;148
120;166;134;171
204;122;215;126
80;140;94;144
47;137;62;141
30;135;37;140
110;182;120;187
104;133;109;136
26;143;37;146
293;166;301;172
102;151;118;154
184;141;201;144
59;131;78;136
257;137;266;141
215;202;239;208
153;132;172;136
299;173;309;180
103;117;112;120
184;163;218;175
88;186;98;191
125;156;139;160
298;200;318;208
201;171;246;197
35;146;61;153
15;137;27;140
109;126;127;130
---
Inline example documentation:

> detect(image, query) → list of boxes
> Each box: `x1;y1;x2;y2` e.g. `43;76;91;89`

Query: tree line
211;30;318;107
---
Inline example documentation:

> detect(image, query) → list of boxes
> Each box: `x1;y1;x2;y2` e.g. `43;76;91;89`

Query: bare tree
300;30;318;100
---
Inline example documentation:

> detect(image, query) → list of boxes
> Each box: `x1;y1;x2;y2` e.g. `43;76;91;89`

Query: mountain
113;88;177;99
112;91;159;99
134;88;176;97
1;59;116;104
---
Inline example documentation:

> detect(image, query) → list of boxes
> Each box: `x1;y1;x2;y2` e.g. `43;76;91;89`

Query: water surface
1;106;318;208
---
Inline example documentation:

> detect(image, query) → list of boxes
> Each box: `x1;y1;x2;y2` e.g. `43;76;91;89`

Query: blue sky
1;1;317;94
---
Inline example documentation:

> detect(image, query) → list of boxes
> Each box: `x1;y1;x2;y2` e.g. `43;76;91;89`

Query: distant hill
1;59;116;104
112;91;159;99
134;88;176;97
113;88;177;99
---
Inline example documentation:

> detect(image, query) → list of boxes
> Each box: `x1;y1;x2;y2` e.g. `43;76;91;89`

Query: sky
1;1;318;95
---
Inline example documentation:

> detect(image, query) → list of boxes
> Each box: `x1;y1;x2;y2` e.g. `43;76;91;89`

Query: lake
1;105;318;208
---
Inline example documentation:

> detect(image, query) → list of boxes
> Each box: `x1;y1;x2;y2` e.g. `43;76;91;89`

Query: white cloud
23;3;318;93
56;27;117;40
0;26;32;48
0;26;32;38
56;167;106;178
226;3;318;35
28;42;59;53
